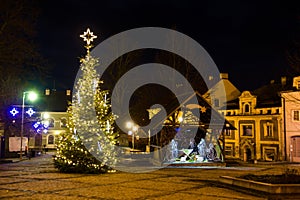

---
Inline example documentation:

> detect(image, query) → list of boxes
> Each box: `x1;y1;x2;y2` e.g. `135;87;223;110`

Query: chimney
281;76;286;86
220;73;228;79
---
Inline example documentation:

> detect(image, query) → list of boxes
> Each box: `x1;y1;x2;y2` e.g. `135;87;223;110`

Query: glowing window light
10;108;19;116
26;108;35;117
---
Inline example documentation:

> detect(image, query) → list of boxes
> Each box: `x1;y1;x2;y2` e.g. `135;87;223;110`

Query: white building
280;76;300;162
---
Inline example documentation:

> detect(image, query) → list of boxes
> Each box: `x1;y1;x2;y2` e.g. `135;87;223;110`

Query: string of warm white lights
54;28;118;173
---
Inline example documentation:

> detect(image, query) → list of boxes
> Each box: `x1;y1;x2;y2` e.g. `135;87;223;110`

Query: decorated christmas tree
53;28;118;173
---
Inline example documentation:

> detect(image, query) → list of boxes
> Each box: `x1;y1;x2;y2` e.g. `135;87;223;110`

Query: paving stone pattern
0;153;297;200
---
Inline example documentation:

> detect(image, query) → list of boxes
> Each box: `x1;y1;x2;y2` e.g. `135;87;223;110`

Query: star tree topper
80;28;97;55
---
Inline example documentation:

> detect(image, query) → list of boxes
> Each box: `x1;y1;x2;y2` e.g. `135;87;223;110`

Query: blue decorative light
10;108;19;116
43;123;49;129
33;122;40;129
26;108;35;117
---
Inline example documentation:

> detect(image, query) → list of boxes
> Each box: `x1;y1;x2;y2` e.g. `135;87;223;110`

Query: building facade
219;91;283;161
280;76;300;162
39;111;68;150
204;74;293;162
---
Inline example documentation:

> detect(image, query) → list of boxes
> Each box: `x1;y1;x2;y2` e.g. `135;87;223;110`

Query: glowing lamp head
178;117;183;122
27;91;38;101
132;126;138;132
126;121;133;129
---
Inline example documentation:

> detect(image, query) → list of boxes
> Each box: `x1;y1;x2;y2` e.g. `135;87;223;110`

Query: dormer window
292;76;300;90
244;104;250;114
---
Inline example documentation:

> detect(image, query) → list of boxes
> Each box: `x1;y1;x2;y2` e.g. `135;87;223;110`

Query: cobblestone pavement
0;154;298;200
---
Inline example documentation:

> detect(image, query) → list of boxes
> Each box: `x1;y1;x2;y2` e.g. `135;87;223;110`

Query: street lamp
126;121;138;150
20;91;37;160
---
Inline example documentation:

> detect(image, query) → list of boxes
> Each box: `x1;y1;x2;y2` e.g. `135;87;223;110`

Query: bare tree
0;0;48;116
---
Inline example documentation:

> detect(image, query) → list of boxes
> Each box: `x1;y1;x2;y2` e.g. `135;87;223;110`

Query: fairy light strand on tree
53;28;118;173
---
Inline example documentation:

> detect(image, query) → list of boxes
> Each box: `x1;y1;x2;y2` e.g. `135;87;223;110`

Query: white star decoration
10;108;19;116
26;108;36;117
80;28;97;45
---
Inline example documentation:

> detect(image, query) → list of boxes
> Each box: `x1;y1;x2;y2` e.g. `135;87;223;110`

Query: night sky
37;0;300;92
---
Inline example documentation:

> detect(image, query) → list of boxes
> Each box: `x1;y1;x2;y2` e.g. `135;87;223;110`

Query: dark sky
37;0;300;92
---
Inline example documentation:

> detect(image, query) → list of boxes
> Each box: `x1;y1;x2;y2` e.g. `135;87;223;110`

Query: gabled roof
203;73;241;104
151;91;236;130
221;76;296;109
252;78;294;108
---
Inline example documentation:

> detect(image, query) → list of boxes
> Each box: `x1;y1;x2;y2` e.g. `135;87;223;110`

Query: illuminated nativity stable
147;92;235;166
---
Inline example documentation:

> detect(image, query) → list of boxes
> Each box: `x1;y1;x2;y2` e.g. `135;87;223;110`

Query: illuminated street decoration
10;108;19;116
80;28;97;55
33;122;39;129
26;108;35;117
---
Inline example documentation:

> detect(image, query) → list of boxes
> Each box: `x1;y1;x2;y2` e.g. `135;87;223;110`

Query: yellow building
38;111;68;150
219;91;283;161
206;74;289;162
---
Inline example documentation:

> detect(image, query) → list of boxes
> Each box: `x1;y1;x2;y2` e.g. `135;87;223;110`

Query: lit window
60;118;67;128
48;135;54;144
242;125;253;136
225;130;231;136
45;89;50;95
293;110;300;121
49;118;55;127
225;145;233;156
66;90;71;96
264;122;273;137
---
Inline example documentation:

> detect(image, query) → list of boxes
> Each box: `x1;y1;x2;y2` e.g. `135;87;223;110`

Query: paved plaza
0;153;298;200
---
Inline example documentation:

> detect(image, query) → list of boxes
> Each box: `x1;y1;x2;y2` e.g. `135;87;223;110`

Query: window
264;122;273;137
242;125;253;136
45;89;50;95
264;148;276;161
244;104;250;113
293;110;300;121
225;129;234;137
49;118;55;127
60;118;67;128
214;99;219;107
291;136;300;157
48;135;54;144
66;89;71;96
225;145;233;156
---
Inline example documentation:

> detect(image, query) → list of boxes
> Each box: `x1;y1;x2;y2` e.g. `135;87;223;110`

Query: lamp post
20;91;37;160
126;121;138;150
